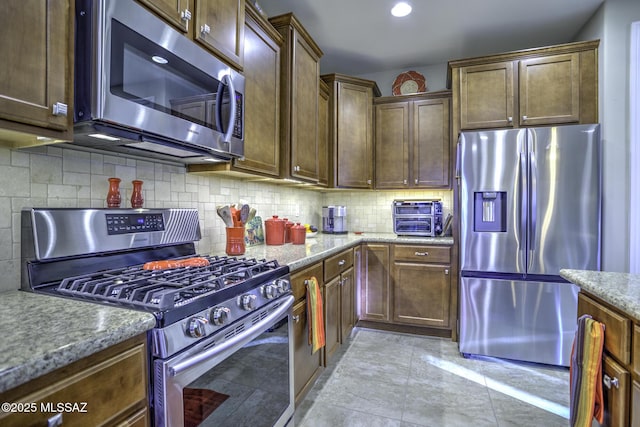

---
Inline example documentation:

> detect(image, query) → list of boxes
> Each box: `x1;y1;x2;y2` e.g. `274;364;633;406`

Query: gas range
20;208;291;357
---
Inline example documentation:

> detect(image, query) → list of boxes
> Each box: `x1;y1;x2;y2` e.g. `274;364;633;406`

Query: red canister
291;223;306;245
283;218;294;243
265;215;285;245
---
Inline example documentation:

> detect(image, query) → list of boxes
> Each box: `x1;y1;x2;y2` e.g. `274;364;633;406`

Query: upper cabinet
375;91;451;189
448;40;598;131
317;79;330;187
0;0;74;145
270;13;323;184
137;0;245;70
321;74;380;189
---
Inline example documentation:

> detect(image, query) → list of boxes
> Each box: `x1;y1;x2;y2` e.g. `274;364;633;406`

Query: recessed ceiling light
391;2;412;17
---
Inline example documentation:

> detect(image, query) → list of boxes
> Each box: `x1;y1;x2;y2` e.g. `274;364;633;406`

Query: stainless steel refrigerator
457;124;601;367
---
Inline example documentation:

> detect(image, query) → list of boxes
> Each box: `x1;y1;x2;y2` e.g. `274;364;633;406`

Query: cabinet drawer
634;325;640;377
324;248;354;281
393;245;450;264
602;355;631;427
578;293;631;365
291;263;324;303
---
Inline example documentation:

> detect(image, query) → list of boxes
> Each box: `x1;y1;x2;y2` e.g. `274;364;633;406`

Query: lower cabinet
290;262;324;406
358;243;453;336
0;335;149;427
578;292;638;427
323;248;355;365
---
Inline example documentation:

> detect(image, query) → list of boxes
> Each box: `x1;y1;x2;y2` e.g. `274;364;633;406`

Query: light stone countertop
0;232;451;394
234;232;454;272
560;269;640;322
0;291;156;394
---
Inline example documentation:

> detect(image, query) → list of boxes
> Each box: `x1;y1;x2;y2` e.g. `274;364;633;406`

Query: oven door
393;216;434;236
154;295;294;427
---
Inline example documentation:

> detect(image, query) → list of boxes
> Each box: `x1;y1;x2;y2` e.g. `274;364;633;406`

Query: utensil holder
225;227;246;255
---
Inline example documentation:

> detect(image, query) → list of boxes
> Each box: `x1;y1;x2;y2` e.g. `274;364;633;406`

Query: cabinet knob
293;315;300;323
181;9;192;21
47;413;63;427
507;116;513;123
367;179;372;185
415;178;418;185
52;102;68;116
294;165;301;172
444;269;449;275
403;179;407;185
522;115;528;121
603;374;619;389
338;259;346;266
201;24;211;34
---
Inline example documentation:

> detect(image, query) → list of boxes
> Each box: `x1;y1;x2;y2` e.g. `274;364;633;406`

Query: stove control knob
210;307;231;326
276;279;291;293
263;284;279;299
239;294;257;311
187;316;208;338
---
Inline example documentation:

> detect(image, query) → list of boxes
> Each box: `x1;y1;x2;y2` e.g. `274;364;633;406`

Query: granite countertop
560;269;640;322
237;232;454;272
0;291;156;394
0;232;451;394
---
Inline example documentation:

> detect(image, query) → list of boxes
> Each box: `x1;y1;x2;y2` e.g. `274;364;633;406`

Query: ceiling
257;0;604;76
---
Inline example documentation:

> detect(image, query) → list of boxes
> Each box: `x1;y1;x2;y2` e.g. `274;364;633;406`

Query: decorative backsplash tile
0;144;452;292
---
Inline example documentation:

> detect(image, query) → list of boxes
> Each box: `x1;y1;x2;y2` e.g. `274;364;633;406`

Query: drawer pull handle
444;269;449;275
338;260;346;266
603;374;619;389
293;315;300;323
414;251;429;256
47;413;63;427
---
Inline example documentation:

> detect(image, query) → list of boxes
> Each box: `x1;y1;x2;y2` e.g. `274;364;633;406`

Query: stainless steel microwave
393;200;443;237
71;0;245;164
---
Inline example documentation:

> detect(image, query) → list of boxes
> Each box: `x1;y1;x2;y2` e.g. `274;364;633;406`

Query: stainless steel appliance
71;0;245;164
21;208;294;427
392;200;443;237
457;124;601;367
322;205;347;234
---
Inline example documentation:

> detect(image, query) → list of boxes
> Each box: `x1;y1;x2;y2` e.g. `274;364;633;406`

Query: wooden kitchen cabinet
321;74;380;189
393;245;451;328
323;248;355;365
359;244;391;322
0;0;74;146
290;263;324;406
270;13;323;183
577;292;636;427
448;39;598;132
375;91;451;189
317;79;330;187
0;335;149;427
138;0;244;70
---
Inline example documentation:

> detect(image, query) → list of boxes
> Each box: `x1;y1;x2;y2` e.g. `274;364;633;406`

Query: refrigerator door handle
529;150;538;256
455;140;461;181
518;151;527;267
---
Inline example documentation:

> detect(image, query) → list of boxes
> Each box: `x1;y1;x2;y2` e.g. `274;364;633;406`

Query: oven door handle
168;295;294;377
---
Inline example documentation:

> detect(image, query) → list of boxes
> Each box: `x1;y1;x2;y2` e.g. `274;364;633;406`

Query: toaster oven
393;200;443;236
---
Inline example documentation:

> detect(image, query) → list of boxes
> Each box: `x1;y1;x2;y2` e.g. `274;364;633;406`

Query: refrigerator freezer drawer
459;276;579;366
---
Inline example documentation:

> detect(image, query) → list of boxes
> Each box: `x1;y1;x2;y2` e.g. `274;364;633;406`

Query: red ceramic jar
265;215;285;245
291;223;306;245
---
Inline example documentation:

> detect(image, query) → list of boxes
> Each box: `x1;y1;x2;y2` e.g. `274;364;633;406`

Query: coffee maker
322;206;347;234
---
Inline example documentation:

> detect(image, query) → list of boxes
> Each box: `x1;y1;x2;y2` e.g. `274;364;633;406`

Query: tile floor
294;327;570;427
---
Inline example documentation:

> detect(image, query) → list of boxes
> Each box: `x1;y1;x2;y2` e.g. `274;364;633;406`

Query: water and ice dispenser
474;192;507;232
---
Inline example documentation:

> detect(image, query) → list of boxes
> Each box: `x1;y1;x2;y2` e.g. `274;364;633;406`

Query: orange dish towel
306;277;325;354
570;314;605;427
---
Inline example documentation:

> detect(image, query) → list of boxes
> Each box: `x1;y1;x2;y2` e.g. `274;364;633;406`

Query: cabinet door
519;53;579;126
292;300;323;405
317;80;330;186
335;82;373;188
413;98;450;187
459;61;515;129
233;10;280;176
375;102;409;189
0;0;72;133
632;381;640;427
194;0;244;70
360;244;391;321
393;263;451;328
137;0;192;33
324;276;341;365
340;266;355;342
602;355;631;427
290;32;319;182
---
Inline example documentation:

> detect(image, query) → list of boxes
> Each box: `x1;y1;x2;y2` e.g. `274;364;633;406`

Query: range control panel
106;213;165;235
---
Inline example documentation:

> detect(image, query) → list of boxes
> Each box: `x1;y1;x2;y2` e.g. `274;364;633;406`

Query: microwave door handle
217;73;237;144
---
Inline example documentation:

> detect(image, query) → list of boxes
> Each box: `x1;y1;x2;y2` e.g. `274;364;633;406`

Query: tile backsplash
0;144;451;292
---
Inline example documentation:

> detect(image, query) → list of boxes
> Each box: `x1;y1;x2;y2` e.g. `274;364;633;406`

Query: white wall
577;0;640;272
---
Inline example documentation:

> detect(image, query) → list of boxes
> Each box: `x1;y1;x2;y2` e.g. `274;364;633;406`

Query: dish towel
569;314;605;427
306;276;325;354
